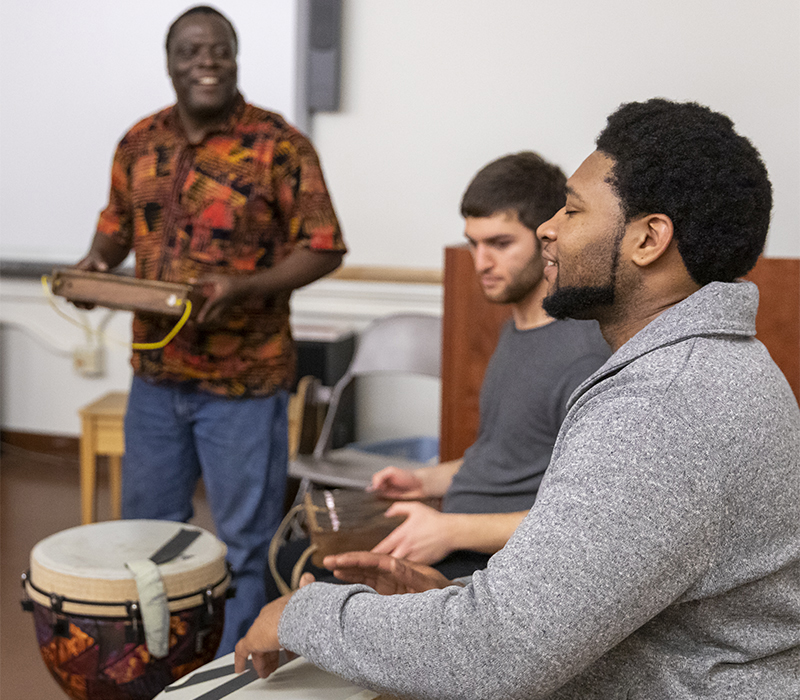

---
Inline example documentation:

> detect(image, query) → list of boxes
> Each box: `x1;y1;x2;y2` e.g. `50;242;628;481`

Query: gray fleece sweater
279;281;800;699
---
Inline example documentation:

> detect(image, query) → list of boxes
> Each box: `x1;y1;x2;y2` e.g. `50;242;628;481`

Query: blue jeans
123;376;288;656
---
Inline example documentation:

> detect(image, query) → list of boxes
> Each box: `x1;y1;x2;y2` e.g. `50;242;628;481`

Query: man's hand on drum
234;594;291;678
369;460;463;501
371;501;454;564
323;551;454;594
75;251;110;273
234;554;451;679
235;574;317;679
367;466;427;500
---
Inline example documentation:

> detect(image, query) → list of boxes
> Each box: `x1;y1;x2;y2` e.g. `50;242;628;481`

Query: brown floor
0;437;216;700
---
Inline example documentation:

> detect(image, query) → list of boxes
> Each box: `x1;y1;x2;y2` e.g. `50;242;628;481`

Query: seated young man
265;152;609;597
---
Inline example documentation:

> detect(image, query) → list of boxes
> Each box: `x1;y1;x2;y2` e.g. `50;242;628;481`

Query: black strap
150;528;202;565
192;669;259;700
163;662;251;693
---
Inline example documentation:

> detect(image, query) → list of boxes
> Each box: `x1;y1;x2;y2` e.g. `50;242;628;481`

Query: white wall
1;0;797;439
0;279;134;433
311;0;800;267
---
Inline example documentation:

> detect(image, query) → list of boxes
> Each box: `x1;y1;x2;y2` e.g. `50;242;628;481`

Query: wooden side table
79;391;128;525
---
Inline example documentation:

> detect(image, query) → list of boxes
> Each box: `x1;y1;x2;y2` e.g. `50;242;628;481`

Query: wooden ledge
329;266;443;285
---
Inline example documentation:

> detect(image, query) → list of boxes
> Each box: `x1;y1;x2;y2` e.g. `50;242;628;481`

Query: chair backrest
348;313;442;378
313;313;442;459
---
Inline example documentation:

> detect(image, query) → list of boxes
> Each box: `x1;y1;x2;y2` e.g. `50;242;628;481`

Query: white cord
40;275;133;348
0;320;73;358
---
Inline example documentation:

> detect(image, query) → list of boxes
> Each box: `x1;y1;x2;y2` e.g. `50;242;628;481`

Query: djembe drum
22;520;230;700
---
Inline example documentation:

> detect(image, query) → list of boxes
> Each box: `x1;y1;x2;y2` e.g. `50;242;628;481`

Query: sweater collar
567;281;759;408
610;280;757;367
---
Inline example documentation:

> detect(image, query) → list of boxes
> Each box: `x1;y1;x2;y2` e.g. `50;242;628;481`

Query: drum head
155;653;382;700
28;520;228;615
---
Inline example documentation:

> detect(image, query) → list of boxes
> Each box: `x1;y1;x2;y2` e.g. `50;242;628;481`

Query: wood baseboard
1;431;79;457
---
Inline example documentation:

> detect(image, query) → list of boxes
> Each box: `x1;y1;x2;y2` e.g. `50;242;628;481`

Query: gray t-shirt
443;318;610;514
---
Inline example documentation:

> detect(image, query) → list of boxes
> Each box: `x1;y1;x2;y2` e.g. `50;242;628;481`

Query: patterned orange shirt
96;95;345;397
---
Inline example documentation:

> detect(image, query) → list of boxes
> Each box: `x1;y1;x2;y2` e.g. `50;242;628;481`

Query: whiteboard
0;0;299;263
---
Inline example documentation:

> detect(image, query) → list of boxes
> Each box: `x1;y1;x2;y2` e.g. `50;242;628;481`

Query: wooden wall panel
439;252;800;461
440;246;510;461
743;257;800;401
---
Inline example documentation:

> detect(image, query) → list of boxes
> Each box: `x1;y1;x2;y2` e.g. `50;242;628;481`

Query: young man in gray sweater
235;99;800;699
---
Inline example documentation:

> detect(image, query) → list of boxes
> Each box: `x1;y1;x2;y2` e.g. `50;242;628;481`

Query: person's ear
629;213;674;268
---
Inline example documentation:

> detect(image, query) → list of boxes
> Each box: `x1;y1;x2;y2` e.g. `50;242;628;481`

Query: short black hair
460;152;567;234
596;98;772;285
166;5;238;54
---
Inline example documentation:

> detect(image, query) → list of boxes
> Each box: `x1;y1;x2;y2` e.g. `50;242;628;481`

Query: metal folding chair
288;313;442;495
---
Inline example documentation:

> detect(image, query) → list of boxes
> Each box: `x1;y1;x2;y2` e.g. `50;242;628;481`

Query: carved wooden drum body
23;520;230;700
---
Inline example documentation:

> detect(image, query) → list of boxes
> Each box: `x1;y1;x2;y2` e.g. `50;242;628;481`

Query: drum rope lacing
21;569;230;611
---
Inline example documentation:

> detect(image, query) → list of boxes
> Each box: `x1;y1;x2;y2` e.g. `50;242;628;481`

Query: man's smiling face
167;13;239;124
537;151;631;321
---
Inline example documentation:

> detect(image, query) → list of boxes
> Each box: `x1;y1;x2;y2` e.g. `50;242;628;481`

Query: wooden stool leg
109;455;122;520
80;419;97;525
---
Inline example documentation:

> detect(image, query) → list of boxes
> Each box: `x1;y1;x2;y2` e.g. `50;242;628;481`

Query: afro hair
596;98;772;285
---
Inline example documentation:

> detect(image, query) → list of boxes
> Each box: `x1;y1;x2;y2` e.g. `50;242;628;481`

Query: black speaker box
307;0;342;111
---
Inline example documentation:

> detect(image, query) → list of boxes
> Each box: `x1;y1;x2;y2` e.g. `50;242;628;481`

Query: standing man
236;99;800;698
76;5;345;655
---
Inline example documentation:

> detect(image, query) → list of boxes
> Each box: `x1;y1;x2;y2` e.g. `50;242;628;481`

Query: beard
542;283;615;320
484;245;545;305
490;273;541;305
542;220;627;320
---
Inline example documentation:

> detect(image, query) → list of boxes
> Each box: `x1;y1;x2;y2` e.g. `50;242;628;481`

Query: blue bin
348;436;439;463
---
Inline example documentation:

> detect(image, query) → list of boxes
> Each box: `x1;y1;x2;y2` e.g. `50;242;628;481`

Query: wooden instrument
303;489;406;568
269;488;421;594
50;268;193;316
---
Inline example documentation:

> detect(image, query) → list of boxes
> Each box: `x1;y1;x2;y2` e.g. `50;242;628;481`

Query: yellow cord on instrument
131;300;192;350
41;274;192;350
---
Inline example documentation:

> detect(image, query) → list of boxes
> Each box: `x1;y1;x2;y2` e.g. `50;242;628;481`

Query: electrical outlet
73;345;105;377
